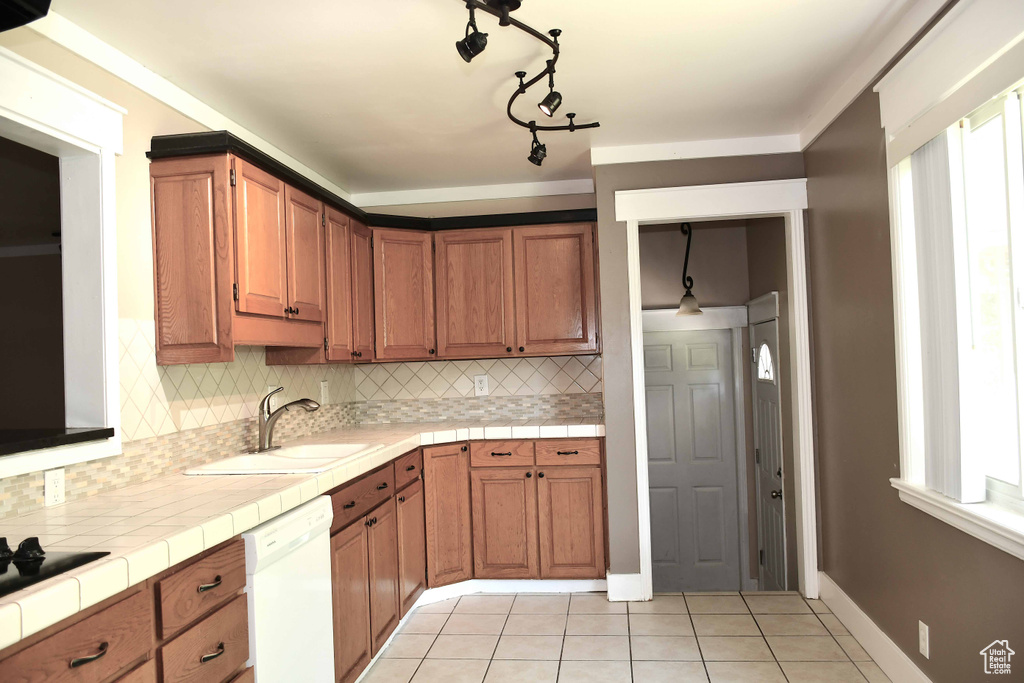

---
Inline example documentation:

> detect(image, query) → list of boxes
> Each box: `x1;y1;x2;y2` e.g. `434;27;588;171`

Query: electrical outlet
474;375;489;397
320;380;329;404
267;385;282;411
44;468;65;506
919;620;930;659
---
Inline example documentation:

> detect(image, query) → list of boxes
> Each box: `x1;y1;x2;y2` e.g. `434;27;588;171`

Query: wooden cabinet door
537;467;606;579
373;228;436;360
350;220;375;361
284;185;325;322
471;468;539;579
232;157;288;318
367;498;401;655
324;207;354;361
396;479;427;617
435;228;515;359
513;224;598;355
423;443;472;587
331;521;372;683
150;155;234;364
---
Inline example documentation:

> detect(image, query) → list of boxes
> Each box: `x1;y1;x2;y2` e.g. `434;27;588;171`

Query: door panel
752;319;786;591
643;329;741;592
284;185;325;322
513;224;598;355
324;207;354;360
423;444;472;586
373;228;435;360
232;158;287;317
537;467;605;579
367;498;401;655
331;521;371;683
350;220;375;361
471;468;539;579
435;228;516;359
396;479;427;617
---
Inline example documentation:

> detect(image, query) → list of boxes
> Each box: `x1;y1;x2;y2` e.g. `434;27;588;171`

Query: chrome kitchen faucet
256;386;320;452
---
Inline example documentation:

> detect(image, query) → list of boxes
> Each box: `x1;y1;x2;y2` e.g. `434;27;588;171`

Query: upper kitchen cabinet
284;185;326;323
435;228;516;359
324;207;354;361
373;228;436;361
350;220;376;362
233;158;288;318
150;155;234;365
513;224;599;356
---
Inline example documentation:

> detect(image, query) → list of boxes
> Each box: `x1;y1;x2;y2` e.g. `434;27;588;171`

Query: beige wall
639;220;750;309
594;153;805;574
806;89;1024;682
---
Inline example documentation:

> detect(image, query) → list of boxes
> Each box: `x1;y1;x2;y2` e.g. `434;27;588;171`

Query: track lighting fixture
455;3;488;63
527;125;547;166
454;1;599;165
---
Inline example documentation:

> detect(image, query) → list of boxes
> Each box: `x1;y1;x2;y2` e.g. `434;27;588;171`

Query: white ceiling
52;0;917;194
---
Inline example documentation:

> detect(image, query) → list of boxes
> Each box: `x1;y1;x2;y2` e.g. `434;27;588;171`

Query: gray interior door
752;319;787;591
644;329;741;592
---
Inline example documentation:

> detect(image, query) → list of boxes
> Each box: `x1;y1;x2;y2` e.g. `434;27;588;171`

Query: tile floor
362;592;890;683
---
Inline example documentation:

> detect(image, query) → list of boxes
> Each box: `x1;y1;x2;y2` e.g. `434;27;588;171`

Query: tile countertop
0;419;603;650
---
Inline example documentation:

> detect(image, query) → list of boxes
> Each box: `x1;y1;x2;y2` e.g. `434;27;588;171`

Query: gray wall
594;153;805;574
806;89;1024;682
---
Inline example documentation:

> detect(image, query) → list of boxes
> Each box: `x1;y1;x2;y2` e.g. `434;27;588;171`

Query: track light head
457;5;488;62
538;90;562;117
528;130;547;166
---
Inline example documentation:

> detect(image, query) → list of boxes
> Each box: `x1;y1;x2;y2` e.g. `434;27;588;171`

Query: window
757;342;775;383
894;87;1024;511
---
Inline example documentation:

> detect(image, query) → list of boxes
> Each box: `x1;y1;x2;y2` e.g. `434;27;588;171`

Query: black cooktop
0;537;109;599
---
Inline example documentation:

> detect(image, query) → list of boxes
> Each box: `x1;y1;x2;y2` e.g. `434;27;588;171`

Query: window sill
891;478;1024;562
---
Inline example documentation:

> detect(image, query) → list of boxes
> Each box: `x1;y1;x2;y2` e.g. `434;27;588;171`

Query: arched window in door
757;342;775;383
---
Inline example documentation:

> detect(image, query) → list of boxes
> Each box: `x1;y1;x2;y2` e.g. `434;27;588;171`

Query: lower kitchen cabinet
396;479;427;616
537;467;606;579
471;468;539;579
330;521;372;683
423;443;473;587
366;499;401;654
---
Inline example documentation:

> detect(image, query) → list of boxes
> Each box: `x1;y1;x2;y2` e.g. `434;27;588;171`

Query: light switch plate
919;620;929;659
320;380;329;404
474;375;489;397
44;468;65;506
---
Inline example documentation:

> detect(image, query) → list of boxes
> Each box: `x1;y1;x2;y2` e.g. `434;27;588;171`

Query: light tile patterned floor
364;592;890;682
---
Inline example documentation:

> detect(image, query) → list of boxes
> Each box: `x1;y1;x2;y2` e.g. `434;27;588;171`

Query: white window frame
0;47;124;478
880;0;1024;560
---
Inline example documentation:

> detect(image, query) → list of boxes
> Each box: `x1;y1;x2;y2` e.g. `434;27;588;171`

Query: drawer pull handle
377;482;389;490
69;642;108;668
557;450;579;456
197;575;222;593
491;452;512;457
343;501;356;509
405;465;417;471
200;642;225;664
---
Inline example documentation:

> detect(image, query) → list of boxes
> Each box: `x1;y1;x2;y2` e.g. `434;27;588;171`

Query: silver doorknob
771;490;782;499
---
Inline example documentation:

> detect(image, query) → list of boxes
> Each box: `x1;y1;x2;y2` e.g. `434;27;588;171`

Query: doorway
644;328;742;591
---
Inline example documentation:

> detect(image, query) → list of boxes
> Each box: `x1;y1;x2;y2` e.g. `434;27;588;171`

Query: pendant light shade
675;222;702;315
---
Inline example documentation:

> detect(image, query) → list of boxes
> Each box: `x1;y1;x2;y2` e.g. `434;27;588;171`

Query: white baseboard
607;573;646;602
818;572;932;683
418;578;608;606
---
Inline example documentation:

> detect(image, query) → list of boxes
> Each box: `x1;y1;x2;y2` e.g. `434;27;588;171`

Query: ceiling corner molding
797;0;953;150
25;11;353;202
350;178;595;208
589;135;802;166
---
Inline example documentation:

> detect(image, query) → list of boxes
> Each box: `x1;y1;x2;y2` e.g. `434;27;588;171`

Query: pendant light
676;223;703;316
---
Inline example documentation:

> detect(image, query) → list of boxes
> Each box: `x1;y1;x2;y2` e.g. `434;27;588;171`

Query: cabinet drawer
535;439;601;466
157;540;246;638
331;466;396;533
117;659;156;683
0;589;153;683
470;441;534;467
229;667;255;683
394;449;423;490
159;594;248;683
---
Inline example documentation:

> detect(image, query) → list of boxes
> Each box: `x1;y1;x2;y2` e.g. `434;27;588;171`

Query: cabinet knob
398;496;406;503
519;346;525;352
461;445;468;452
429;348;436;355
294;307;299;315
506;347;512;353
356;351;363;357
538;472;545;478
526;472;532;478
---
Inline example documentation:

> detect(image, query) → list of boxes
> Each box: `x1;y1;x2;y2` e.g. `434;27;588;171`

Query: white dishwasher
243;495;335;683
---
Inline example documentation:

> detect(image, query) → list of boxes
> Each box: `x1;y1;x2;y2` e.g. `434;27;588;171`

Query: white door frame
641;306;758;591
616;179;818;599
